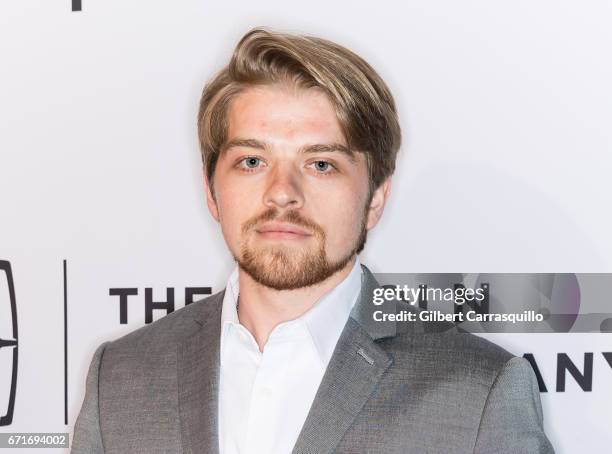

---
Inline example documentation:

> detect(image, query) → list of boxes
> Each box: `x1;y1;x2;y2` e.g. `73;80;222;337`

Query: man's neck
237;256;357;352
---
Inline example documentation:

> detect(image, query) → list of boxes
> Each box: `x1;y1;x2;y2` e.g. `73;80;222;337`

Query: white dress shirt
218;258;363;454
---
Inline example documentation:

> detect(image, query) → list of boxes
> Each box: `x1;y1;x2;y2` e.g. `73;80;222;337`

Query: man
72;28;554;453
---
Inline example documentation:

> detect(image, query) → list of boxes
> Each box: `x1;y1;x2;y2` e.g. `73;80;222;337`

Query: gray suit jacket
72;265;554;453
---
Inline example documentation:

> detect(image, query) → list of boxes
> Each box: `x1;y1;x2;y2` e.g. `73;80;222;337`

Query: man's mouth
256;222;312;239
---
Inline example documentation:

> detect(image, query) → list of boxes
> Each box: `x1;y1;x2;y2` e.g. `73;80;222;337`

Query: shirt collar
220;257;363;366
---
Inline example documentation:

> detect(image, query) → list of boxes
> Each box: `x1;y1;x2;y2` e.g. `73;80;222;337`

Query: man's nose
262;164;304;210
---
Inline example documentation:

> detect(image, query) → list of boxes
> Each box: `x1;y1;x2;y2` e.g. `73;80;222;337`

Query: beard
234;207;368;291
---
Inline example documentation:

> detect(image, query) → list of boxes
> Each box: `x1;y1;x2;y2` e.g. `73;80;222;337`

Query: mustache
242;208;324;236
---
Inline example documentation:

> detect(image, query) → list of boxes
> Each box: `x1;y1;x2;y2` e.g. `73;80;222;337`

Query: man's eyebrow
222;138;267;153
222;138;357;164
301;143;357;164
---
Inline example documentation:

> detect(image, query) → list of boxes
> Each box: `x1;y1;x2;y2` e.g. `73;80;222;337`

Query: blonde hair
198;27;401;198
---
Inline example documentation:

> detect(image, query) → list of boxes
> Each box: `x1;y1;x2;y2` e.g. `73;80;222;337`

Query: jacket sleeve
473;356;555;454
71;342;109;454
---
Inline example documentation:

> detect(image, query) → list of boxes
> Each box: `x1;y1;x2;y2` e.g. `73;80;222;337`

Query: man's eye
238;157;262;170
310;160;335;173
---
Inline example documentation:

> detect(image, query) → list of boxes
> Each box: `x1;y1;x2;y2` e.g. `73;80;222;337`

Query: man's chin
239;267;315;291
243;242;316;262
237;248;354;291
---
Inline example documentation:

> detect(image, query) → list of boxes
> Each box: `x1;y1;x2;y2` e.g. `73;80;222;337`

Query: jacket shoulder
382;321;515;387
104;289;224;354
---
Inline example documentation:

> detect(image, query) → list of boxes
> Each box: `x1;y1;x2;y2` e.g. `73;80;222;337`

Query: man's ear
366;177;392;230
204;170;220;222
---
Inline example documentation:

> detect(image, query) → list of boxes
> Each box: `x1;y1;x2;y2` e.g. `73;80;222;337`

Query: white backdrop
1;0;611;452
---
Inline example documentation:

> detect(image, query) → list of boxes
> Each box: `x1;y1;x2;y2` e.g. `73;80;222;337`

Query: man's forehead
227;85;345;138
222;84;358;159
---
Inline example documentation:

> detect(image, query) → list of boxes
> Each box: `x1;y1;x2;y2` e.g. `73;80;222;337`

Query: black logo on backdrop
524;352;612;393
109;287;212;324
0;260;18;426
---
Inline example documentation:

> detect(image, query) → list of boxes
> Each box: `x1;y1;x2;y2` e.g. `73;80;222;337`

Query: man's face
205;83;389;290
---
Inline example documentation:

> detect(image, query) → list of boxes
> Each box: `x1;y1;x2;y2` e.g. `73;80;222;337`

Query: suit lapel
175;265;396;454
177;290;224;454
292;265;395;454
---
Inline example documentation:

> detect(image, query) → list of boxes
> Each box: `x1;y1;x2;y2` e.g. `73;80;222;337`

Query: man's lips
256;222;312;238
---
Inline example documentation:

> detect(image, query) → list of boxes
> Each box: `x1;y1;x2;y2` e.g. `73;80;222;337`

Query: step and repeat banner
1;0;611;452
